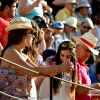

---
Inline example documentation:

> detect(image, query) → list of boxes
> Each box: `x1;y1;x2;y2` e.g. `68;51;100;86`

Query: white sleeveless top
39;73;72;100
53;73;72;100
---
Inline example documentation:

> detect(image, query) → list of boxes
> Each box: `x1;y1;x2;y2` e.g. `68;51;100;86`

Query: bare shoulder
3;48;23;62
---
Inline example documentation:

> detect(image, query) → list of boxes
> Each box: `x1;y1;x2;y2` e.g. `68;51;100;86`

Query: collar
77;58;86;66
64;7;74;16
75;12;87;22
0;13;11;21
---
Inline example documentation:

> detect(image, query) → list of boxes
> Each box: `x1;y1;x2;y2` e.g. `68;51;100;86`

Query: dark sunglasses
30;32;37;37
61;42;75;49
83;25;91;30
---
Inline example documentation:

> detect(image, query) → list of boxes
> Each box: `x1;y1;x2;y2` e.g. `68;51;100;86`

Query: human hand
40;29;45;40
60;61;74;73
32;0;41;7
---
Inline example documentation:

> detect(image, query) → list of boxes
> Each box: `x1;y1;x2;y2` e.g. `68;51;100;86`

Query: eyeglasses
79;45;92;54
61;42;75;49
83;25;91;30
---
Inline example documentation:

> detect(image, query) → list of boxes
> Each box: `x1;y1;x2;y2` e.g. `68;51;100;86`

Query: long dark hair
0;20;39;64
53;41;77;98
0;29;27;64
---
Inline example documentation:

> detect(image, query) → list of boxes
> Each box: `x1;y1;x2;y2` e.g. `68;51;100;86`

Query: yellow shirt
55;7;80;26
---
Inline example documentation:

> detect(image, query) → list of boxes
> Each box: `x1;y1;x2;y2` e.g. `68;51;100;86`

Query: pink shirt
75;59;91;100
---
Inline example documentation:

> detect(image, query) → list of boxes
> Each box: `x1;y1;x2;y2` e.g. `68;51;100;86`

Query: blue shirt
17;0;43;19
89;73;99;83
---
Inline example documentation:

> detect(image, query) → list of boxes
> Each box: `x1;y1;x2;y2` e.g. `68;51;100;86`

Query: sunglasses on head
61;42;75;49
83;25;91;30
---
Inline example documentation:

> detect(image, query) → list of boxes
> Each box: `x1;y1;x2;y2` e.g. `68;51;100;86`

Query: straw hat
75;1;90;9
64;17;77;29
72;32;99;55
66;0;78;4
42;28;55;32
6;17;37;32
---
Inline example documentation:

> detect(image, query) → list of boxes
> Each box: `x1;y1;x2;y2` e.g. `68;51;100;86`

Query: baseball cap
54;21;64;29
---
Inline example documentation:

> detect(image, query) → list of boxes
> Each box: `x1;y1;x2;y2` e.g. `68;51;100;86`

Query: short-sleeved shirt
0;13;11;48
55;7;80;26
75;59;91;100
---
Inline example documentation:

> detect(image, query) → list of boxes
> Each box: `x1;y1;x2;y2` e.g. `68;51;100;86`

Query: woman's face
60;50;72;62
25;29;35;46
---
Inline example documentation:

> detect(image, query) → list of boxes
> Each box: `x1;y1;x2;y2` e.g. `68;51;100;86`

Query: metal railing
0;57;100;100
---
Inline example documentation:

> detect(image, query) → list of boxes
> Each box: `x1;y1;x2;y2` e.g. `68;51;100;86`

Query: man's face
80;23;91;34
76;43;92;62
7;2;17;18
65;3;75;12
65;25;75;34
80;7;89;16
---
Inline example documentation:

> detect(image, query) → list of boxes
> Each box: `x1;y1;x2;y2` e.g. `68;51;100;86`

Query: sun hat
75;1;90;9
66;0;78;4
82;18;93;28
6;17;37;32
64;17;77;29
72;32;99;55
42;27;55;32
41;24;55;32
54;21;64;29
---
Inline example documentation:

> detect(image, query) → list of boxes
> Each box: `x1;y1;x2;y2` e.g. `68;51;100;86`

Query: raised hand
60;61;74;73
32;0;41;7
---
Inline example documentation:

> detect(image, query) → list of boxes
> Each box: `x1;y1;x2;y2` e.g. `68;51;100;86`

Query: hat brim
75;3;90;9
6;25;37;33
66;2;78;4
95;59;100;63
42;28;55;32
66;23;77;29
72;36;99;55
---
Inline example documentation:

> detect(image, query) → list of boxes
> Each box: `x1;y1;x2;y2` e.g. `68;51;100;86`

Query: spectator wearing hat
0;0;17;51
0;16;74;99
74;1;91;23
55;0;80;26
73;17;93;37
49;21;64;52
61;17;77;41
43;49;56;63
72;32;100;100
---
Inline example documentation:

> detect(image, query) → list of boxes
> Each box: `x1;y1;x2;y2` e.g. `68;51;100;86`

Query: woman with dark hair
53;41;77;100
0;17;74;99
39;41;77;100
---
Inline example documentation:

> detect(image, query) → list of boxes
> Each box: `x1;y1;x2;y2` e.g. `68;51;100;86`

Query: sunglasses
83;25;91;30
61;42;75;49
